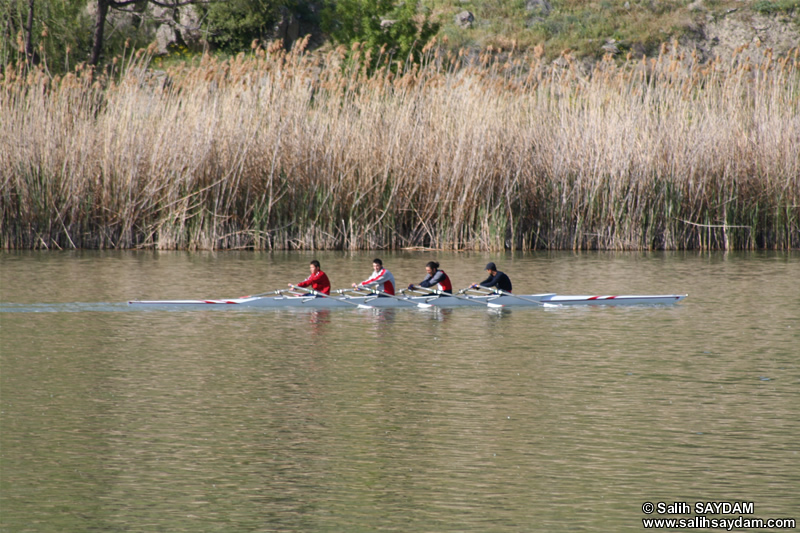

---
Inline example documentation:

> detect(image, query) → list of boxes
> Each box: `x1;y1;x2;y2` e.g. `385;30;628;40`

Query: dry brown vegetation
2;40;799;250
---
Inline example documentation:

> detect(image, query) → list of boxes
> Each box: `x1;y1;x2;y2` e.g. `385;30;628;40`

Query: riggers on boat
128;287;688;310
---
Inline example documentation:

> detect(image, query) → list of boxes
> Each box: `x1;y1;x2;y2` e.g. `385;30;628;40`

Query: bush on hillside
321;0;439;70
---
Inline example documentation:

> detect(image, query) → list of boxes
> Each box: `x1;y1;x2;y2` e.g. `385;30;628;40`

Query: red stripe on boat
588;296;600;300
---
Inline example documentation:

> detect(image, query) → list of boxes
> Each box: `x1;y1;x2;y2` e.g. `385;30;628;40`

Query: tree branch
145;0;210;7
108;0;143;7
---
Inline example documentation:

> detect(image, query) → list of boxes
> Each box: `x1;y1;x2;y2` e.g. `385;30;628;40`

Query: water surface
1;251;798;531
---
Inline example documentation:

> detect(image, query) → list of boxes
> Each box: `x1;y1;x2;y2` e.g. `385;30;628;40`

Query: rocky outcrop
149;4;204;54
87;2;317;55
525;0;552;16
85;2;206;55
455;11;475;29
686;9;800;63
582;7;800;66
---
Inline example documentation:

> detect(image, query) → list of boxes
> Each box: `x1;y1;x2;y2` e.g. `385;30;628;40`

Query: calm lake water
1;250;798;532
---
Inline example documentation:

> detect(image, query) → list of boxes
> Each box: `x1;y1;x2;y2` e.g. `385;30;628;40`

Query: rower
471;262;512;293
408;261;452;294
289;260;331;295
352;258;396;295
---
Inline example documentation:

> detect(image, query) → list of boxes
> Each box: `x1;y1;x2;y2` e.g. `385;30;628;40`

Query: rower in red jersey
290;260;331;295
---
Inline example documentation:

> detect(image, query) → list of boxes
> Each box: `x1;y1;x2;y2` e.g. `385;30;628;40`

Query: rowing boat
128;291;688;309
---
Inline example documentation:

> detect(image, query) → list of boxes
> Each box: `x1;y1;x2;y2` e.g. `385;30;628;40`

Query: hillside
212;0;800;65
422;0;799;62
4;1;796;71
141;0;800;72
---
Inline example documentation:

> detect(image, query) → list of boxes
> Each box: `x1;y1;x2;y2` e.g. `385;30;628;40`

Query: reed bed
2;41;799;250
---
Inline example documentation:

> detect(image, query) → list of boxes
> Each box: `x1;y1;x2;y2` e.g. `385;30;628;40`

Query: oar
360;287;434;309
469;287;546;306
414;286;504;309
291;286;373;309
239;289;281;298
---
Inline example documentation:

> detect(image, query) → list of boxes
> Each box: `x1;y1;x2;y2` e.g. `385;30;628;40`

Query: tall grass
2;40;798;250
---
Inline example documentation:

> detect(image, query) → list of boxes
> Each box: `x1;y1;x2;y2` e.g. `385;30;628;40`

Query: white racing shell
129;293;688;309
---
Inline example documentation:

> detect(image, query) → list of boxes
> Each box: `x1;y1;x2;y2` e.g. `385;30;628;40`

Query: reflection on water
1;251;798;532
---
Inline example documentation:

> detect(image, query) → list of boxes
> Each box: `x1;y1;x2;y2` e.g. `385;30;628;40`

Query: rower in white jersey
352;258;396;295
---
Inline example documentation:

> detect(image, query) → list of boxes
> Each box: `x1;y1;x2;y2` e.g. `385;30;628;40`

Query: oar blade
487;302;505;309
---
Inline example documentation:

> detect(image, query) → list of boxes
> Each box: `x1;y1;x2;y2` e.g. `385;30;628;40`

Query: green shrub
321;0;439;71
202;0;291;52
752;0;799;14
1;0;94;73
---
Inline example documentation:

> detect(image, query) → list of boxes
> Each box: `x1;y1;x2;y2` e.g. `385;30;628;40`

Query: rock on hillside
681;7;800;63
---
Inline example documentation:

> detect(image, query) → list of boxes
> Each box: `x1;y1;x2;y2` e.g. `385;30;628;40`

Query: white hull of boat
128;293;687;309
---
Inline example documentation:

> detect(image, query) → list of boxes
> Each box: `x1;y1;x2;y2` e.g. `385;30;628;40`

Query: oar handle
292;286;322;297
413;286;439;294
462;286;495;294
490;288;545;306
417;286;503;308
294;285;374;309
363;286;434;308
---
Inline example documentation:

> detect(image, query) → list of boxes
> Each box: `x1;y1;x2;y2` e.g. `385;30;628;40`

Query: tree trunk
90;0;110;66
24;0;35;66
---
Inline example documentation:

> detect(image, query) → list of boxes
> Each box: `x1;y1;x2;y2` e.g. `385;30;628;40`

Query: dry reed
2;41;798;250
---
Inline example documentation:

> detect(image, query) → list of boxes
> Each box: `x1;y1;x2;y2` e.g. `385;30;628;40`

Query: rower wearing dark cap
471;262;512;292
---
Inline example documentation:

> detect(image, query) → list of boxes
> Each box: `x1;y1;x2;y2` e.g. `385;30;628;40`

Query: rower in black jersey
408;261;453;294
471;262;512;293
